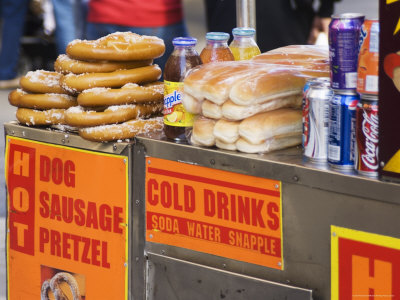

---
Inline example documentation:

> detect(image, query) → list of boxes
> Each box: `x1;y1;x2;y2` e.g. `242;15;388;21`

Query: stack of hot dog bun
184;45;329;153
9;32;166;141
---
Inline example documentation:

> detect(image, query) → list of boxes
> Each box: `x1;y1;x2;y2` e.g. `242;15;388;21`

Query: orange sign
331;225;400;300
145;157;283;270
5;136;128;299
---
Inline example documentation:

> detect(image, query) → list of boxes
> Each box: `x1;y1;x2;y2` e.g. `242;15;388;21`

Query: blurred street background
0;0;378;298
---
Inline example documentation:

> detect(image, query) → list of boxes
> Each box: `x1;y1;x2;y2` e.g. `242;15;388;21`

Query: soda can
329;13;365;90
303;77;330;98
303;80;333;162
328;90;360;170
357;19;379;95
355;94;379;177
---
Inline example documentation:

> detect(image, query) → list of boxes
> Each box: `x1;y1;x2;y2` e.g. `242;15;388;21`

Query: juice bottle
200;32;234;63
229;27;261;60
163;37;202;142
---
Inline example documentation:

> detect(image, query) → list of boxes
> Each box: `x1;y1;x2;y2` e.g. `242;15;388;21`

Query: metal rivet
64;134;69;139
123;159;127;164
222;263;226;268
61;139;65;144
135;257;139;262
124;262;128;267
274;184;279;189
22;131;26;137
148;160;151;164
210;159;215;165
292;175;299;182
135;200;140;205
380;161;385;167
332;232;337;237
113;144;117;151
278;262;282;266
161;250;165;255
149;234;153;238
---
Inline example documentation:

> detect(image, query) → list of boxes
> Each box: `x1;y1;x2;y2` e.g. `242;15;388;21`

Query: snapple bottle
229;27;261;60
163;37;202;142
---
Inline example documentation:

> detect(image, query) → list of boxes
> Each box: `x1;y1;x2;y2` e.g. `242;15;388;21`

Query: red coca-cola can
355;94;379;177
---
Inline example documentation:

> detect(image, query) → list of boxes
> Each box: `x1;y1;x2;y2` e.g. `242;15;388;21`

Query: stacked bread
8;70;76;126
184;45;329;153
9;32;166;142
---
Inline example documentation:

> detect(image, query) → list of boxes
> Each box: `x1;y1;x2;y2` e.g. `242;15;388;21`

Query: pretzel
66;32;165;61
16;108;66;126
41;272;81;300
54;54;153;74
77;82;163;107
79;116;164;141
65;103;163;127
9;89;77;109
20;70;66;94
60;64;162;94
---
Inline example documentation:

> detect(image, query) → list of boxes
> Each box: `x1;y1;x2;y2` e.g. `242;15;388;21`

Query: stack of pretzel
183;45;329;153
8;32;166;142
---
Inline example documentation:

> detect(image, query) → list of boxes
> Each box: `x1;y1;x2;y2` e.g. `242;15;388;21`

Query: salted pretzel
79;116;164;141
9;89;77;109
60;64;162;94
16;108;66;126
66;31;165;61
41;272;81;300
65;103;163;127
77;82;163;107
54;54;153;74
20;70;66;94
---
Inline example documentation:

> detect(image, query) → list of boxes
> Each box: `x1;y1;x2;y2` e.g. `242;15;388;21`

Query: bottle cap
232;27;256;36
205;32;230;41
173;37;197;46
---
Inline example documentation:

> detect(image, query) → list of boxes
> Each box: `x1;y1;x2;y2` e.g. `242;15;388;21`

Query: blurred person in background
86;0;188;70
0;0;29;88
51;0;88;54
205;0;341;52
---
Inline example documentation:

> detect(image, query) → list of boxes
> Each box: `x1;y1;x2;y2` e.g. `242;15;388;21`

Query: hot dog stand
4;121;400;300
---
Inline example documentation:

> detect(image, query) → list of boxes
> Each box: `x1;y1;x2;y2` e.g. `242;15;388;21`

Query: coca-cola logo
361;109;379;170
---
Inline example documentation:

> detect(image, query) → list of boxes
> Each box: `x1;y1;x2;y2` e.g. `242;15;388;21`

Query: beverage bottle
200;32;234;63
163;37;202;142
229;27;261;60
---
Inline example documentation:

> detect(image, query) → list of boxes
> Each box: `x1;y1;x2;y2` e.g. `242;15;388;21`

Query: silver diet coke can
303;79;333;162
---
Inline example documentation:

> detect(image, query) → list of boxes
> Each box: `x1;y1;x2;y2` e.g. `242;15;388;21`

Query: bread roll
229;68;307;106
253;45;329;62
236;134;302;154
221;94;302;121
239;108;302;144
191;117;216;146
202;100;222;119
216;139;237;151
201;63;261;105
213;119;240;143
183;93;202;114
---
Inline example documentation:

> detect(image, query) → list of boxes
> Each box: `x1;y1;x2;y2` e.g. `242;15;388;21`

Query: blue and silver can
329;13;365;90
328;90;360;170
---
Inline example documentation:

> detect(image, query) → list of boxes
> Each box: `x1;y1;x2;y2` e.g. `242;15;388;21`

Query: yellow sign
331;225;400;300
146;157;283;270
5;136;128;299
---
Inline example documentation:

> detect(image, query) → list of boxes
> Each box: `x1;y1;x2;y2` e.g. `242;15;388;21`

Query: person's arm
307;0;340;44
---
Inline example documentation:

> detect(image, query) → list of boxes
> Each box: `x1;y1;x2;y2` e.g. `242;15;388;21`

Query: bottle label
163;80;194;127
